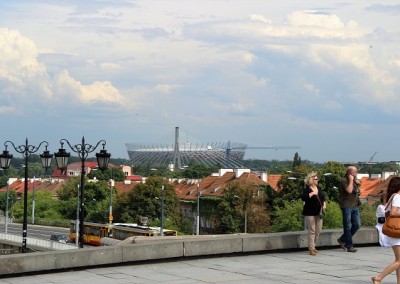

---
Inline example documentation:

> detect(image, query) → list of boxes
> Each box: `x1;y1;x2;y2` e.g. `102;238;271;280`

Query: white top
376;204;385;218
384;194;400;246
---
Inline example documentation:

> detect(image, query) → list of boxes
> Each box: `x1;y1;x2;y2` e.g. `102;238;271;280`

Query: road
0;222;70;241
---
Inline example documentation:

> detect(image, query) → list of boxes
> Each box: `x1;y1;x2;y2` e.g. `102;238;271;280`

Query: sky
0;1;399;164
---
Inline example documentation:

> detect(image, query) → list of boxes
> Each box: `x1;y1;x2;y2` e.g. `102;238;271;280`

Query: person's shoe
309;250;317;256
337;238;346;251
313;249;319;254
347;247;357;253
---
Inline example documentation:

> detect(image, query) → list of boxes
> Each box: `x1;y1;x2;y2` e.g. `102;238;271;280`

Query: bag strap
385;193;398;211
316;194;323;207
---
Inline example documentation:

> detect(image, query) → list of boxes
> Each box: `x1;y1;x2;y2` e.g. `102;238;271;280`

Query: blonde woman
301;172;326;255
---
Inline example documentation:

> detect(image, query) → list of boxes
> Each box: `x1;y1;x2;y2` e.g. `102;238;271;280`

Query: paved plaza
0;245;395;283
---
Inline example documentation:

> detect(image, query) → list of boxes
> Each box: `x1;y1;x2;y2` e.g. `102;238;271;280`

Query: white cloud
100;62;122;70
0;28;51;100
0;28;127;109
55;69;125;104
249;14;272;24
287;10;345;29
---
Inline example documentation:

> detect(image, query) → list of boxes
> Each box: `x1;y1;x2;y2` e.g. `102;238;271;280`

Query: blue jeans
339;207;361;249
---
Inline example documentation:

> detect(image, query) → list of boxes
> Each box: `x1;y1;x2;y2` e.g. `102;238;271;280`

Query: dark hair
380;191;386;204
386;177;400;202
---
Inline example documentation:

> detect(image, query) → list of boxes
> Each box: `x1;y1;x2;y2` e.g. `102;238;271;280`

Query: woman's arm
301;187;312;201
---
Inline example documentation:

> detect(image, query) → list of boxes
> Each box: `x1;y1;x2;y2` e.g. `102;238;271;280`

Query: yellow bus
70;221;177;245
112;223;177;240
69;221;110;246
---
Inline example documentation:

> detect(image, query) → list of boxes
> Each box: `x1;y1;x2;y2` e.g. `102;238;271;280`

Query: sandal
371;276;381;283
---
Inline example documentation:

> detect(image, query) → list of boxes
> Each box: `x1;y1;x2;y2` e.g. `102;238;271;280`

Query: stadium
125;141;247;169
125;127;247;169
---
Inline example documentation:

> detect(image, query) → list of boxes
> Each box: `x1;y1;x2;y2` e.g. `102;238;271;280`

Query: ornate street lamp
54;137;110;248
0;139;52;253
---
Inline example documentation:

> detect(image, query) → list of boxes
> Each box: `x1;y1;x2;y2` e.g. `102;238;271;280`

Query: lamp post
109;172;114;236
183;167;201;235
5;179;9;234
75;183;80;247
244;205;248;234
192;171;200;235
160;176;165;236
109;178;114;224
196;181;200;235
31;177;35;224
0;139;53;253
54;137;110;248
150;168;165;236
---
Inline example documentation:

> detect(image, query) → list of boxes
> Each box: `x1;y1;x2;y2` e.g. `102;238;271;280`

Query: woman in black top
301;172;326;256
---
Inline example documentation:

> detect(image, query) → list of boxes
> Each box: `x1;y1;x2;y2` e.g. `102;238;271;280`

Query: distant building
126;127;247;170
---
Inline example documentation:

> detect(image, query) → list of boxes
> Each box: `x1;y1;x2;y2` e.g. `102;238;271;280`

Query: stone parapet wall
0;228;378;276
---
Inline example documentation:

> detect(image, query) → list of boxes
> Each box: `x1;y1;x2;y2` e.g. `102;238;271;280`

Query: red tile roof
113;181;137;194
125;176;142;182
266;174;281;191
365;176;395;197
359;176;383;198
0;179;65;195
175;172;268;201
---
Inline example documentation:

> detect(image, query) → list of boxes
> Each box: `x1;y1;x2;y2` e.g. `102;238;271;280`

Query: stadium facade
126;127;247;169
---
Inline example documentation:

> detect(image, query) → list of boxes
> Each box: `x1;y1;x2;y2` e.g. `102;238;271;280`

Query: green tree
0;190;17;213
216;180;269;233
361;161;400;175
271;199;304;232
274;165;310;207
87;168;125;182
182;163;218;179
322;201;342;229
56;177;111;223
13;191;63;222
292;152;302;170
360;203;376;227
84;181;110;223
317;161;346;202
113;192;134;223
113;176;179;226
270;198;345;232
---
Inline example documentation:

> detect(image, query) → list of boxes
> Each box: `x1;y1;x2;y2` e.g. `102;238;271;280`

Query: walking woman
301;172;326;256
372;177;400;283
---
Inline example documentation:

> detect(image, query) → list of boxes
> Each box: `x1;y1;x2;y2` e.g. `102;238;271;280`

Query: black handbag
378;217;386;224
319;207;325;219
317;195;325;219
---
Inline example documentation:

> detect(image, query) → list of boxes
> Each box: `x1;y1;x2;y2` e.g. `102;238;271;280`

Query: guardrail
0;233;77;251
0;227;379;277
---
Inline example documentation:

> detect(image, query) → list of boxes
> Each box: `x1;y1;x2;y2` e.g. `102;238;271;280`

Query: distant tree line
0;153;397;234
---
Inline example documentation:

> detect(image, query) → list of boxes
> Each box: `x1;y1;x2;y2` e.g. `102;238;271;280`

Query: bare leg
397;265;400;284
373;245;400;282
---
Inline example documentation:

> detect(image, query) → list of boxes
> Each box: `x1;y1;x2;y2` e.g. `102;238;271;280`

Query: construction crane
368;152;377;164
225;140;300;168
356;152;377;173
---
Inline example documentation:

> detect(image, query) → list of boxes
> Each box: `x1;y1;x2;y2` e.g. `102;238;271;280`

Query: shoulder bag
382;194;400;238
316;195;325;219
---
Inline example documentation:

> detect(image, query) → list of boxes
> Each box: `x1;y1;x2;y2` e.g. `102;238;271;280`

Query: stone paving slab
0;246;396;283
